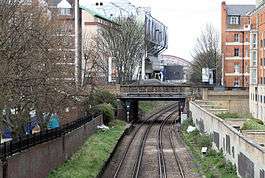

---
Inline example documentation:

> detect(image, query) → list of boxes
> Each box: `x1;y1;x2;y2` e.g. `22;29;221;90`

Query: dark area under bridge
117;84;203;121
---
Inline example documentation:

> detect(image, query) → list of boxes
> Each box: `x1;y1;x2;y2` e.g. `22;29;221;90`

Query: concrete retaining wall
242;131;265;146
202;89;249;113
190;101;265;178
2;115;103;178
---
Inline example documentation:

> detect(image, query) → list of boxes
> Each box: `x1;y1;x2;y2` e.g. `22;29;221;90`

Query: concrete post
202;88;208;100
178;102;182;122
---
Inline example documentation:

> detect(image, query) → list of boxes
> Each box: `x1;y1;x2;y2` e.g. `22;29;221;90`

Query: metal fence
0;115;98;160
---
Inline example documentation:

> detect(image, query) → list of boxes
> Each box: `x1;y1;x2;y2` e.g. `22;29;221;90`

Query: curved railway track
104;103;198;178
133;107;177;178
168;118;185;178
113;104;178;178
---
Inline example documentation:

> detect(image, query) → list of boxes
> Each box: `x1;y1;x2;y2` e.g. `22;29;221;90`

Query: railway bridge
117;84;204;121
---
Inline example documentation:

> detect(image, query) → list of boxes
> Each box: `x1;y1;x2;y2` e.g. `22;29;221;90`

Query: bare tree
0;0;77;136
88;16;145;84
190;24;222;85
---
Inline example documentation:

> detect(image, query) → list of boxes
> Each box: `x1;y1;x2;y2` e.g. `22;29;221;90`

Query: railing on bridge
119;84;202;98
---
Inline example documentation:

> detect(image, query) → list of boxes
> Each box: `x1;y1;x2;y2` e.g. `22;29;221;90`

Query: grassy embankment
138;101;171;113
49;101;170;178
181;118;238;178
216;112;265;131
48;120;125;178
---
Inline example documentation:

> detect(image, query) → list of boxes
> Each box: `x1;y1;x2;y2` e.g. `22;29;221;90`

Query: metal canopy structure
145;14;168;56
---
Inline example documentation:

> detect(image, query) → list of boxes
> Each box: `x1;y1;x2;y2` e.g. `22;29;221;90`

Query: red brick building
221;2;255;87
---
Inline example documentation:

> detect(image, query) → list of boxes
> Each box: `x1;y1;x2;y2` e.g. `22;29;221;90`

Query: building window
246;35;249;42
229;16;240;25
234;48;240;57
252;51;257;66
23;0;32;4
59;8;71;16
234;64;240;73
252;34;257;48
234;34;240;42
251;68;257;84
261;40;263;47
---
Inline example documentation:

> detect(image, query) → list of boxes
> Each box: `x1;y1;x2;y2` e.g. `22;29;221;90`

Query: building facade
249;0;265;121
159;55;191;83
44;0;136;85
221;2;255;88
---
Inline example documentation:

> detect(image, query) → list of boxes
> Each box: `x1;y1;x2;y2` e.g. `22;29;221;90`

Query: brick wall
221;2;251;87
1;115;103;178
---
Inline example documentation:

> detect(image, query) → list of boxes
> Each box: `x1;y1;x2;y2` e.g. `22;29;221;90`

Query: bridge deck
118;84;202;100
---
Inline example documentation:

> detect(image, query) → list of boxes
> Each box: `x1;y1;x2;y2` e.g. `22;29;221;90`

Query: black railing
0;115;98;160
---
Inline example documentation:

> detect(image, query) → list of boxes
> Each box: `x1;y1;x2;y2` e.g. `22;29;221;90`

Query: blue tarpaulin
47;114;60;129
3;128;12;139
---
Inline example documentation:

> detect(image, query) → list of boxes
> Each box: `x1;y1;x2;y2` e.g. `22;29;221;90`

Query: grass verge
138;101;157;113
241;118;265;131
138;101;171;113
48;120;126;178
216;112;240;120
181;118;238;178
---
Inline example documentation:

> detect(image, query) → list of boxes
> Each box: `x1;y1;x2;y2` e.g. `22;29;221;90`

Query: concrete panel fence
0;115;103;178
190;101;265;178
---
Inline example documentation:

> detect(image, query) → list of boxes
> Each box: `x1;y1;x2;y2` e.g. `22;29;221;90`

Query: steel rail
131;105;177;178
157;109;177;178
113;103;177;178
168;116;185;178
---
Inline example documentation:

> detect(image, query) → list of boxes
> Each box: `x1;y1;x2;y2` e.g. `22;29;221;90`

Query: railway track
102;103;200;178
169;118;200;178
133;107;177;178
168;118;185;178
157;109;185;178
113;104;178;178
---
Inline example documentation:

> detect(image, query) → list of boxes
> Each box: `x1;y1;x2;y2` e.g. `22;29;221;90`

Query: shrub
181;117;194;132
225;161;237;175
85;89;117;109
196;134;212;148
207;149;218;157
93;103;114;125
250;118;264;125
241;119;265;131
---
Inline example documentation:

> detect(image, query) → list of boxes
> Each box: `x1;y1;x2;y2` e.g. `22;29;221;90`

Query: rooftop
226;5;255;16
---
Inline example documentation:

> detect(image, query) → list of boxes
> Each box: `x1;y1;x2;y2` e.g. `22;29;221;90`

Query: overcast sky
130;0;256;61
